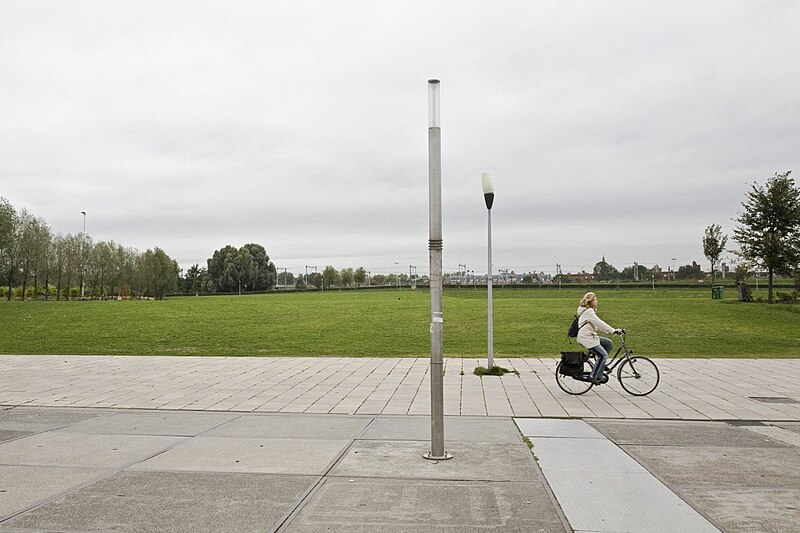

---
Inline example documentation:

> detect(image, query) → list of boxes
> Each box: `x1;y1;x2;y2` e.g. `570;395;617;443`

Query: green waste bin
712;285;724;299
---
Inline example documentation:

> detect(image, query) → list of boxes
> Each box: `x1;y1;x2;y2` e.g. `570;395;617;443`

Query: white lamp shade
428;79;440;128
481;172;494;195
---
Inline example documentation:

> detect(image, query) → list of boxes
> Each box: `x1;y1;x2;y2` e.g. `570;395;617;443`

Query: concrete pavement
2;355;799;420
1;355;799;532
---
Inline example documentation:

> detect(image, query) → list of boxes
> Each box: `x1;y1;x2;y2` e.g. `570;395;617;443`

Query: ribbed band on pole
428;239;443;251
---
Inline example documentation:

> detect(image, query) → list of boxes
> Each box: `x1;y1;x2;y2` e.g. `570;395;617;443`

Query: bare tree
702;224;728;289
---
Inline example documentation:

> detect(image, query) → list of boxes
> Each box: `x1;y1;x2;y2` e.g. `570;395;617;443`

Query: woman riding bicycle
576;292;624;384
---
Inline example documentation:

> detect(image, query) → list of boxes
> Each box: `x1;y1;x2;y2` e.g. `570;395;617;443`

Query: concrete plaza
1;355;799;532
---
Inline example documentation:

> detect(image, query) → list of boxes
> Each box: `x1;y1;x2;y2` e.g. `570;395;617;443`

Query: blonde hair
580;292;597;309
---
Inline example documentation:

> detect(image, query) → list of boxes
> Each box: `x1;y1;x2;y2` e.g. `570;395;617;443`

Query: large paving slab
0;430;183;468
131;436;351;475
743;424;800;446
618;437;800;532
589;419;790;447
61;411;240;436
623;445;800;488
0;430;31;444
0;407;107;431
776;421;800;433
516;418;605;439
0;465;105;520
331;440;538;481
543;471;720;533
282;477;565;532
358;415;523;443
204;413;371;439
2;470;316;533
673;486;800;533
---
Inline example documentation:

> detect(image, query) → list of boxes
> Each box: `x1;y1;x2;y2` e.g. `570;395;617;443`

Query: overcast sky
2;1;799;276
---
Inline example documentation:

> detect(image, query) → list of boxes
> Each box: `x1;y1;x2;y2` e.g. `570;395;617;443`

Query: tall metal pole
80;211;86;298
424;79;450;461
487;208;494;369
482;172;495;370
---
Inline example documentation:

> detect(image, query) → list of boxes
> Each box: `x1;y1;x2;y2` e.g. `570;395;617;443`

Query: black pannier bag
559;351;587;377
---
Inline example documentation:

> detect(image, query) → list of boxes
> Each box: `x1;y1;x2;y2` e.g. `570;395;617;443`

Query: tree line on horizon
3;171;798;301
0;197;180;300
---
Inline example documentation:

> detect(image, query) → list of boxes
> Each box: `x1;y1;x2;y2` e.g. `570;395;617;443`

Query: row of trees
0;198;179;300
587;260;703;282
703;171;800;303
177;260;403;293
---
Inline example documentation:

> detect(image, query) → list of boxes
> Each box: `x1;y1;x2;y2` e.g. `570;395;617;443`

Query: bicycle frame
597;333;634;373
571;333;632;382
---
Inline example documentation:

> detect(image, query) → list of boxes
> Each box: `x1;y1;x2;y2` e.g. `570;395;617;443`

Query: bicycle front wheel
555;361;594;395
617;356;659;396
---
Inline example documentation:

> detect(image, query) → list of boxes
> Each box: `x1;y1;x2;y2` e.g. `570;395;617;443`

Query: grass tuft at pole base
473;366;519;377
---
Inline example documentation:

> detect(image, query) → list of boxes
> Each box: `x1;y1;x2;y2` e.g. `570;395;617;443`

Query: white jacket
576;305;616;349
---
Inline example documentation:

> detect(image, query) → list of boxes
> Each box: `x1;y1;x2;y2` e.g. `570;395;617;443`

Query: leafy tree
702;224;728;288
733;171;800;303
241;243;276;290
593;259;619;281
307;272;322;289
294;274;306;289
322;265;341;288
207;245;239;292
181;264;202;294
354;267;367;286
18;214;50;300
620;264;651;281
340;267;354;287
676;263;703;280
136;248;179;299
207;244;276;293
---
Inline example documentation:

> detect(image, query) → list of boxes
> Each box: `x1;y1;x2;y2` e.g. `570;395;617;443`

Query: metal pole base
422;451;453;461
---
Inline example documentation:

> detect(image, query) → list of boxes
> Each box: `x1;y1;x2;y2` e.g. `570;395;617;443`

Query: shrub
775;291;797;304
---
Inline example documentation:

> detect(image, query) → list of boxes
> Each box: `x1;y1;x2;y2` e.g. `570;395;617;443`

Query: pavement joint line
270;416;378;532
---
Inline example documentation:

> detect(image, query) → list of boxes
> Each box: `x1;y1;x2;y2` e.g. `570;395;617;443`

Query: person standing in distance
576;292;624;383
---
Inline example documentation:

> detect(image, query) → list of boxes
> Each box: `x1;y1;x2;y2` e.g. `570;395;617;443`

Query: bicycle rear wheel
555;361;594;395
617;356;659;396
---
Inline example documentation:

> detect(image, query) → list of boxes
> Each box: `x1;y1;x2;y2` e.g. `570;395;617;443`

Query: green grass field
1;287;797;357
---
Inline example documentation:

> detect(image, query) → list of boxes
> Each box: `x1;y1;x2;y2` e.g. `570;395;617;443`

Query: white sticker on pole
432;312;443;323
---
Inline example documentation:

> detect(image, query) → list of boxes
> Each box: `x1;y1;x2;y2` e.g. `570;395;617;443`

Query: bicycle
555;331;660;396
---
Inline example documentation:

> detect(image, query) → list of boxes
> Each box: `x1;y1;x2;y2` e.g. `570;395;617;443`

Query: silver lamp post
424;79;450;461
482;172;495;370
80;211;86;298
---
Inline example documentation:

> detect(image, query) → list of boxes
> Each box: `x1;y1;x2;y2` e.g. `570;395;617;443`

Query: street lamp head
481;172;495;210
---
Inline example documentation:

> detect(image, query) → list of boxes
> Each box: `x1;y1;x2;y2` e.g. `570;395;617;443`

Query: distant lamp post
80;211;86;298
482;172;495;370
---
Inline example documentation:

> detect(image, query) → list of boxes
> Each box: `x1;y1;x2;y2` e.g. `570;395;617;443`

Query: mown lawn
0;287;797;357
